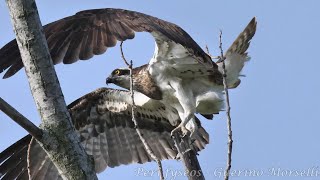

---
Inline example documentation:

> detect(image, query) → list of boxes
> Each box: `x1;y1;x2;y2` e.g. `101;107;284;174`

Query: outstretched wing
0;88;209;180
0;8;216;79
0;135;32;179
217;17;257;88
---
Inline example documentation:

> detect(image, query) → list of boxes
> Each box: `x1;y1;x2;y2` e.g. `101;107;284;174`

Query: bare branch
120;42;164;180
172;132;205;180
27;137;34;180
205;45;211;57
120;41;130;66
218;30;233;180
0;97;42;140
205;45;219;60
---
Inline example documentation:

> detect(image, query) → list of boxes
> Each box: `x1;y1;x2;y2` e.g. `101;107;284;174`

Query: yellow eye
114;70;121;75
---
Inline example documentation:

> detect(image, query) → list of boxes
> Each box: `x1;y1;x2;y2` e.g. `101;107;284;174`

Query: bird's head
106;65;163;100
106;68;131;89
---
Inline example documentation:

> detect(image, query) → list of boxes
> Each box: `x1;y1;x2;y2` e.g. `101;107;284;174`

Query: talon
171;126;181;137
180;126;190;137
174;154;180;160
171;124;190;137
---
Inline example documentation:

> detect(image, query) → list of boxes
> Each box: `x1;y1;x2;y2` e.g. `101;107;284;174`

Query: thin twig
120;42;130;66
0;97;43;139
205;45;211;57
27;137;35;180
120;42;164;180
205;45;219;60
218;30;233;180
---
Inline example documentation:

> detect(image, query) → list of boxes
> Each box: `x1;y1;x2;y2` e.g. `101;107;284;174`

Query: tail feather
218;17;257;88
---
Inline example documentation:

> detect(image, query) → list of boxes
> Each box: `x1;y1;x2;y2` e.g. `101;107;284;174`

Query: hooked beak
106;77;114;85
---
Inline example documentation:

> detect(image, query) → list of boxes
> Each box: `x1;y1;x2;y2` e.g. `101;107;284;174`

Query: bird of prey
0;88;209;179
0;8;257;136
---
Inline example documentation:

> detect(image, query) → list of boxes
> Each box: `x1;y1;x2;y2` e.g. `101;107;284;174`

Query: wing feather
0;8;215;78
217;17;257;88
49;31;73;64
2;158;27;179
97;132;108;172
63;31;83;63
81;28;94;60
94;26;108;55
224;17;257;56
0;135;30;178
0;88;209;179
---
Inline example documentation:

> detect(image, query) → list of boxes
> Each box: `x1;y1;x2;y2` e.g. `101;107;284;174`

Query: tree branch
205;45;219;60
5;0;97;179
120;42;130;67
0;97;42;140
218;30;233;180
172;132;205;180
120;42;164;180
27;137;35;180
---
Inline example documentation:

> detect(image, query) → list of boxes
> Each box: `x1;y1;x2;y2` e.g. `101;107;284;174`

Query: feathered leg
169;79;198;138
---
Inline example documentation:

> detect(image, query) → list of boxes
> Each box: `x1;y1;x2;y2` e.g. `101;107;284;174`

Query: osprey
0;88;209;179
0;8;256;136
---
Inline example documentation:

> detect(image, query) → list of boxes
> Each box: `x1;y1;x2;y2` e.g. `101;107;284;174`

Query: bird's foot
189;129;198;140
171;124;190;137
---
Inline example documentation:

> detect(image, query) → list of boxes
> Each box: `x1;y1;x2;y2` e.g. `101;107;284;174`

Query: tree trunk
5;0;97;179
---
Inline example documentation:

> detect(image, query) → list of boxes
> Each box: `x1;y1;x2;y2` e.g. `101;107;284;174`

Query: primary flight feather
0;88;209;179
0;8;257;137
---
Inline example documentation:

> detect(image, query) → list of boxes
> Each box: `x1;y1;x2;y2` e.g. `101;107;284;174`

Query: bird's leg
169;79;197;138
171;115;198;139
169;110;187;137
186;117;198;139
171;121;190;137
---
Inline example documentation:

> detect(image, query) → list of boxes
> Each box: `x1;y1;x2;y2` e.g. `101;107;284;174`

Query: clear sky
1;0;320;179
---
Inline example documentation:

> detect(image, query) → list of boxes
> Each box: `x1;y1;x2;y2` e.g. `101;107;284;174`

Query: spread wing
148;29;222;86
217;17;257;88
224;17;257;57
0;88;209;180
0;8;216;79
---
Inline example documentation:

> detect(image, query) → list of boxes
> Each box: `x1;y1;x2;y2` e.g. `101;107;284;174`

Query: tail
218;17;257;88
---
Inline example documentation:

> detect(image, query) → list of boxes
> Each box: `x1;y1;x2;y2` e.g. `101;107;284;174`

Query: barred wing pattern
217;17;257;88
0;8;216;79
0;88;209;179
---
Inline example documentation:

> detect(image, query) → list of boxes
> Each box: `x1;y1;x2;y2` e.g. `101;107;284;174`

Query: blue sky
1;0;320;179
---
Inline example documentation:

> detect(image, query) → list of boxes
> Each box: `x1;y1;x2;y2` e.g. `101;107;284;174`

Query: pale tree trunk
5;0;98;179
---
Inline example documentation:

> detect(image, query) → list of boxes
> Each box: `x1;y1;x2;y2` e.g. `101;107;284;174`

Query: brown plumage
0;9;257;178
0;88;209;179
132;65;163;100
227;17;257;56
0;8;217;79
217;17;257;88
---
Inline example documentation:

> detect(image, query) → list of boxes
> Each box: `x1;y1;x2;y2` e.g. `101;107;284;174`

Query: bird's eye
114;70;121;75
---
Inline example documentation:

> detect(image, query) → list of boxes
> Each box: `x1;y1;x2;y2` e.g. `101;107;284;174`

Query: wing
217;17;257;88
0;135;32;179
0;8;216;79
0;88;209;179
148;30;222;85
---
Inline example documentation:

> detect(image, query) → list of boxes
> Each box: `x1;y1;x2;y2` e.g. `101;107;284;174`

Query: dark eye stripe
112;69;129;76
122;69;130;75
